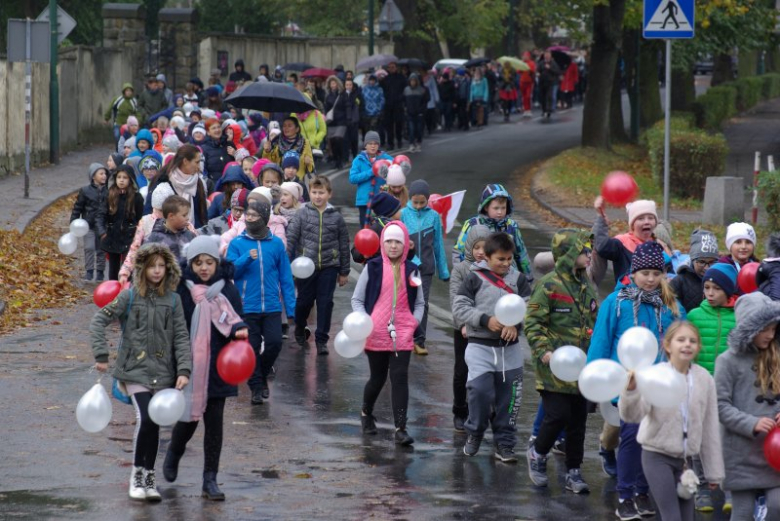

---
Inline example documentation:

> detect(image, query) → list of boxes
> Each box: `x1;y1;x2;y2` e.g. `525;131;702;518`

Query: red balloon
765;427;780;471
217;340;256;385
93;281;123;308
738;262;760;293
372;159;392;178
392;155;410;166
601;171;639;207
354;228;380;257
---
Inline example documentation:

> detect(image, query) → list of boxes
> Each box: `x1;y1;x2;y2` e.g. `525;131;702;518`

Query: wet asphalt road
1;107;730;520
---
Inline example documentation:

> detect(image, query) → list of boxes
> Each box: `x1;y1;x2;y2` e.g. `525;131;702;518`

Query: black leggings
131;392;160;470
168;397;226;474
107;252;124;281
452;328;469;419
362;350;411;429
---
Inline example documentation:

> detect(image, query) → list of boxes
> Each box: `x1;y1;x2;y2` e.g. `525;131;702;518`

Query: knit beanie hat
654;220;673;249
383;224;404;243
630;241;665;273
703;263;738;297
626;200;658;228
126;115;139;127
251;158;271;178
386;165;406;187
280;181;303;202
186;235;221;263
234;148;250;163
170;115;185;129
726;222;757;250
192;123;207;138
140;156;161;172
370;192;402;218
409;179;430;199
230;188;250;210
250;186;272;205
689;229;719;261
162;135;181;152
221;118;237;131
151;182;175;210
282;150;300;169
88;163;107;182
124;136;136;151
364;131;380;145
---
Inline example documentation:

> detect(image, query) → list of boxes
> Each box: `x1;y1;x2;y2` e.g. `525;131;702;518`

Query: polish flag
429;190;466;234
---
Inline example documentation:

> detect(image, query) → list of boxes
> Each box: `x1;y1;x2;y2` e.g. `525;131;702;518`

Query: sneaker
83;270;94;281
552;438;566;455
295;326;311;347
526;446;548;487
129;466;146;500
316;342;329;356
599;446;618;477
413;344;428;356
281;323;289;340
251;387;264;405
527;435;537;449
615;499;642;520
695;486;714;512
95;270;104;281
494;445;518;463
260;380;270;400
416;143;422;152
633;494;656;516
143;469;162;502
453;416;466;432
565;468;590;494
394;429;414;446
361;413;378;435
463;434;483;456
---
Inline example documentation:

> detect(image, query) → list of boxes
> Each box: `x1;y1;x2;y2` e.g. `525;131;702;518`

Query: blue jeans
407;113;423;145
245;312;283;390
295;267;339;344
113;124;121;144
618;421;649;500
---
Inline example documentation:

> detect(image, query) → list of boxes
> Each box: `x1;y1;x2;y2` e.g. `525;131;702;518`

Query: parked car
694;55;713;75
434;59;468;72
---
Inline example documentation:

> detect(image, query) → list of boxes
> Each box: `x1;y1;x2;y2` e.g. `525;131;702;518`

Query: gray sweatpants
732;487;780;520
83;229;105;272
464;341;523;448
413;273;433;347
641;450;693;521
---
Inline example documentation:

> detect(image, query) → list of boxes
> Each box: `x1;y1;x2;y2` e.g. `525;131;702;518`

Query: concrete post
158;8;199;92
702;176;746;226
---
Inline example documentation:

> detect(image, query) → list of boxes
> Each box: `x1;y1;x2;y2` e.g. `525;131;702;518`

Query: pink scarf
615;232;645;254
182;279;243;422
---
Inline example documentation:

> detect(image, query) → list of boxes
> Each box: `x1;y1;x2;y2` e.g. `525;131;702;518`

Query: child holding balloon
89;242;192;501
348;131;393;227
719;222;758;272
71;162;108;281
165;236;248;501
587;241;684;520
619;321;724;521
715;291;780;519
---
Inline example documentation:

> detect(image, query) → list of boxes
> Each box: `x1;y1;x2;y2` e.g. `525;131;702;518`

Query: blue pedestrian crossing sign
643;0;694;39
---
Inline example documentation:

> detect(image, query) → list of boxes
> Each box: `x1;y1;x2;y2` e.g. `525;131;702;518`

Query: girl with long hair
97;165;144;280
144;144;209;229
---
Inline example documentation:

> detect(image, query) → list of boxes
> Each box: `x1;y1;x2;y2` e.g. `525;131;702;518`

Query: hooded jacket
400;201;449;279
758;233;780;300
70;163;108;228
403;74;430;116
449;225;491;328
715;292;780;491
226;228;296;317
452;261;531;346
286;203;351;275
362;83;385;117
670;264;705;313
133;129;154;155
104;83;138;125
525;229;599;394
688;299;736;375
90;243;192;389
97;172;145;254
348;150;394;206
138;85;169;124
207;166;255;219
143;218;197;264
200;135;232;182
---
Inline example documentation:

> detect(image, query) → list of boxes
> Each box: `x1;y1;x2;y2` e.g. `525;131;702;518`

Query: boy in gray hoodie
452;232;531;463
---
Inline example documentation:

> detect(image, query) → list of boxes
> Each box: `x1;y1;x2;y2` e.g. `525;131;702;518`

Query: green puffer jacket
688;299;736;375
89;243;192;389
104;83;138;125
525;229;599;394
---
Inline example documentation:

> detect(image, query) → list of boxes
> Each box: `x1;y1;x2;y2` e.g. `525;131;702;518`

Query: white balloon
334;330;366;358
342;311;374;341
291;256;315;279
617;326;659;370
76;383;113;433
148;389;186;426
494;294;527;326
69;218;90;238
549;346;587;382
635;364;687;409
578;359;629;403
599;401;621;427
58;233;78;255
139;185;149;201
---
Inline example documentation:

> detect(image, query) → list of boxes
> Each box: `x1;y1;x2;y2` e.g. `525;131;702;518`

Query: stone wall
158;8;198;91
102;2;146;92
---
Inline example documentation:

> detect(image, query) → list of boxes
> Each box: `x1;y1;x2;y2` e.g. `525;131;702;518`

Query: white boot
143;469;162;502
129;466;146;500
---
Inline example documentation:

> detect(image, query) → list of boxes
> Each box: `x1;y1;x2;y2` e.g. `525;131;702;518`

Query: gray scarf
616;286;665;336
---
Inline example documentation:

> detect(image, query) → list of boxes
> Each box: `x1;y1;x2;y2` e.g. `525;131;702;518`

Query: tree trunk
670;67;695;112
639;40;663;127
623;29;639;139
711;53;734;86
610;57;629;143
582;0;627;149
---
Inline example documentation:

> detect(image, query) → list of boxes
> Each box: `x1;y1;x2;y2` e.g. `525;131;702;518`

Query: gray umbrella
356;54;399;71
225;82;317;113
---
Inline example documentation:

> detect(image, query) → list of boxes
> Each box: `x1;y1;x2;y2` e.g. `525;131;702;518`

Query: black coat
143;172;209;229
70;182;106;228
439;80;456;104
325;90;348;126
381;71;407;108
177;261;246;399
670;264;704;313
200;137;232;182
97;192;144;254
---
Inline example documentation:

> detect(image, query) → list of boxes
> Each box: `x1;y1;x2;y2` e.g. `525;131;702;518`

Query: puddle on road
0;490;90;519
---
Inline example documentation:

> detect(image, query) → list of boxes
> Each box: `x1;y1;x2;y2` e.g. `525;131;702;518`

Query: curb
528;164;592;228
12;188;80;235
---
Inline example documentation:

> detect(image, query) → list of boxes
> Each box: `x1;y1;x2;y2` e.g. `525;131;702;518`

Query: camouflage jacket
524;229;599;394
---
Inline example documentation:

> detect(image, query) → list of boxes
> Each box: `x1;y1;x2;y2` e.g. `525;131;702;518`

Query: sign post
643;0;694;220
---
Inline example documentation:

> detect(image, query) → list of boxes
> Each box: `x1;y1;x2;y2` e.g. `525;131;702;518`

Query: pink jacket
219;213;288;255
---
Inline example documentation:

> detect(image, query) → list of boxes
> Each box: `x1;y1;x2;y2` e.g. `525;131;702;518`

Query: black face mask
245;218;268;239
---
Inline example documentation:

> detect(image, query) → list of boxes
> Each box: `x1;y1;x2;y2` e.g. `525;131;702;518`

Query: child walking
71;162;108;281
715;291;780;519
671;229;720;313
97;165;145;281
719;222;758;272
453;232;532;463
619;321;724;521
524;229;599;493
587;241;685;520
163;236;248;500
144;195;197;264
351;222;424;446
89;243;192;501
348;130;393;227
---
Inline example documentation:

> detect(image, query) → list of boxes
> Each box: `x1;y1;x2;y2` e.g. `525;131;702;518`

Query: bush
729;77;763;111
692;85;737;129
759;170;780;230
646;120;729;199
761;73;780;99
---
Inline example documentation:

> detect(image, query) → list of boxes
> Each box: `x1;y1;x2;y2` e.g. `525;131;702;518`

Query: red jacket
561;62;579;93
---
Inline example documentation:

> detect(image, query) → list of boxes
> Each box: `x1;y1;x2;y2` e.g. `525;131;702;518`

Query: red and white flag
429;190;466;234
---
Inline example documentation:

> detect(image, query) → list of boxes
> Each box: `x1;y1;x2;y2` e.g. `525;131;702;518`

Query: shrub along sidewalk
694;73;780;129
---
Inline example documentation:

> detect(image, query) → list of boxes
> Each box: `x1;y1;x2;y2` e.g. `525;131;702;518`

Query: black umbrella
550;51;572;70
397;58;429;70
464;57;490;68
225;82;317;113
356;54;399;71
283;62;315;72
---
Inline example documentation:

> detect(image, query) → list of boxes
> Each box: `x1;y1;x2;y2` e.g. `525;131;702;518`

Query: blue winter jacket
400;202;450;279
362;84;385;117
207;165;255;219
348;151;394;206
226;230;296;318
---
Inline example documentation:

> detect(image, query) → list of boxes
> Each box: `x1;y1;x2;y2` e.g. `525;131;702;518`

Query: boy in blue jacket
348;131;393;227
226;199;296;406
401;180;450;355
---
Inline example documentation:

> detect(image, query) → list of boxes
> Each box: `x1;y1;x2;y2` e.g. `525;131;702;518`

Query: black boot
394;429;414;446
95;270;104;281
361;413;378;435
163;448;184;482
202;471;225;501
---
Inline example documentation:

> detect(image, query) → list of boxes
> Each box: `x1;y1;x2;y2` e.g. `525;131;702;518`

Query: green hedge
727;77;763;111
692;85;737;129
646;118;728;199
761;73;780;99
759;169;780;230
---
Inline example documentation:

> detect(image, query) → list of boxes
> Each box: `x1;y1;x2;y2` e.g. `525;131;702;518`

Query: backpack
111;95;138;123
